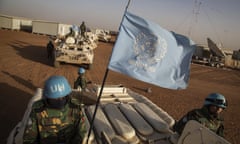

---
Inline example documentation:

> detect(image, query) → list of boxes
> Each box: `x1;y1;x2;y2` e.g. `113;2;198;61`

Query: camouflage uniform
80;22;86;37
74;74;87;90
173;106;224;137
23;97;86;144
46;41;54;59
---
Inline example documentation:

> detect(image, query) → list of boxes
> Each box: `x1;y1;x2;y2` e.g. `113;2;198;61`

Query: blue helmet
78;67;85;74
204;93;227;109
43;76;72;99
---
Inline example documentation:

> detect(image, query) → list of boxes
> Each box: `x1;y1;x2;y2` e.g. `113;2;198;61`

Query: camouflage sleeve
80;76;87;89
78;112;87;141
216;123;224;137
70;109;87;144
23;110;39;144
69;99;87;143
74;77;80;89
173;109;200;134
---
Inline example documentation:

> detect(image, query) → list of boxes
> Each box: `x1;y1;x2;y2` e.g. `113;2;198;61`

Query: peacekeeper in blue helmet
173;93;227;137
23;76;86;144
74;67;91;91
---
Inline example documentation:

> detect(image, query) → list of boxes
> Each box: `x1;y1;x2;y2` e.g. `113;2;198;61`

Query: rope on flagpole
86;0;132;143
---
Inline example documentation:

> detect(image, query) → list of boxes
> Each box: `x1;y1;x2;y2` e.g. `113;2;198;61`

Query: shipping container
20;19;32;32
32;20;58;36
57;23;72;37
0;15;20;30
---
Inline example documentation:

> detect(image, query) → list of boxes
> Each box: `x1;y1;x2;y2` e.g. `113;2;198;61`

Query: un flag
108;12;196;90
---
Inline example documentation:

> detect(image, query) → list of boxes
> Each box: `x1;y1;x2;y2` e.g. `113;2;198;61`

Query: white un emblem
50;84;65;93
128;32;167;72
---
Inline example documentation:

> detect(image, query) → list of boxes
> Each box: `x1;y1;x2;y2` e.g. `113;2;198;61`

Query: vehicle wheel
87;64;92;70
195;56;199;60
54;60;60;68
210;63;215;67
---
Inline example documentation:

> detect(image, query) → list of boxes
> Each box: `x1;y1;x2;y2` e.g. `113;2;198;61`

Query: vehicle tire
210;63;215;67
87;64;92;70
195;56;199;60
54;60;60;68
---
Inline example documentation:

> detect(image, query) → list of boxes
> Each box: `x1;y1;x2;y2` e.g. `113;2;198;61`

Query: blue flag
108;12;196;89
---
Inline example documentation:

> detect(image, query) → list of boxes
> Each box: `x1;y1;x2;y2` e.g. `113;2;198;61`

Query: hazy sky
0;0;240;50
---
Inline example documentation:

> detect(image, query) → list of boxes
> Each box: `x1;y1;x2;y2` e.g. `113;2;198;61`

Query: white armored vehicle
53;30;98;69
95;29;112;43
7;85;231;144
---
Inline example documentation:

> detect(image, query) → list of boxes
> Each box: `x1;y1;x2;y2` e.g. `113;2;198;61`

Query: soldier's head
43;76;72;109
204;93;227;115
78;67;85;75
69;27;73;32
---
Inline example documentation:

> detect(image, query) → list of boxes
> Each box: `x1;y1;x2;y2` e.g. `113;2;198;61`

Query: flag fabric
108;12;196;90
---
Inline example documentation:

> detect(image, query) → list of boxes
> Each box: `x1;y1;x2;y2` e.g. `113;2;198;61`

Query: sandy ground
0;29;239;144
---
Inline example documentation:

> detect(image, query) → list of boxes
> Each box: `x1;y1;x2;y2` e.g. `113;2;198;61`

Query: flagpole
125;0;131;12
86;0;131;143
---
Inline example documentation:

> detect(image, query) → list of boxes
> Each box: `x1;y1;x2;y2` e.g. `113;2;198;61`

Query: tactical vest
195;109;223;134
185;107;223;135
74;76;87;89
174;107;224;137
34;99;84;144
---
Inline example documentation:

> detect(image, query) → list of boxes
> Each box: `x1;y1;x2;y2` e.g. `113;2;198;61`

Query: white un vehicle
8;85;231;144
53;31;98;69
